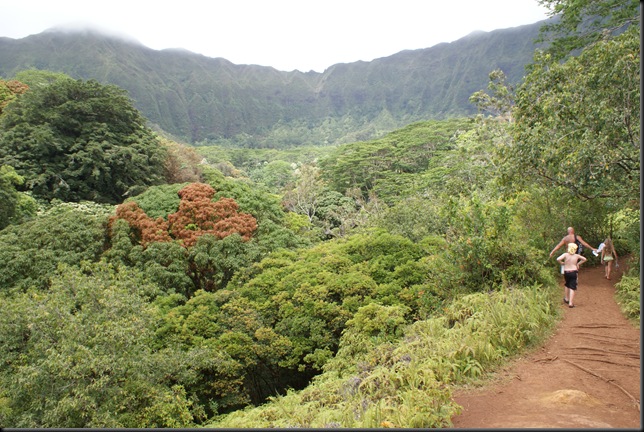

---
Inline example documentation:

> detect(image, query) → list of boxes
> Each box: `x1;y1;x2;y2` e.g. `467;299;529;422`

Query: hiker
549;226;596;258
601;237;618;280
557;243;587;308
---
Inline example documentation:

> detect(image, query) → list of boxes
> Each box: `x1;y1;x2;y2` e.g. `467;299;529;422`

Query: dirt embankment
451;262;641;429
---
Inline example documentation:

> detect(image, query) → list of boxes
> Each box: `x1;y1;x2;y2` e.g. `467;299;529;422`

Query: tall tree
109;183;259;294
0;263;204;427
536;0;640;60
111;182;257;250
0;78;167;203
0;164;35;230
282;164;325;223
0;78;28;116
510;26;639;204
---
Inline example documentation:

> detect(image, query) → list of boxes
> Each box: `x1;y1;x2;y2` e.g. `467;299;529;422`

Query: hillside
0;19;550;145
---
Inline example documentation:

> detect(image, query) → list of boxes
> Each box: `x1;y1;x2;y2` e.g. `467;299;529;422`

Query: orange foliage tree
111;183;257;248
0;79;29;115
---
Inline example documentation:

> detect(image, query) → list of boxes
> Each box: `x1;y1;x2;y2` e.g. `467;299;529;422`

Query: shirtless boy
557;243;587;308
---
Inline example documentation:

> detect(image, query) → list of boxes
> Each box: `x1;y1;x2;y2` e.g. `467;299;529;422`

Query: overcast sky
0;0;552;72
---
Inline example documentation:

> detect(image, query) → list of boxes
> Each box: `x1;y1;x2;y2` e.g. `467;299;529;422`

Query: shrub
615;276;640;325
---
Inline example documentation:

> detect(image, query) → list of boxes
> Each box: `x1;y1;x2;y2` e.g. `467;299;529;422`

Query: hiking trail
450;262;641;429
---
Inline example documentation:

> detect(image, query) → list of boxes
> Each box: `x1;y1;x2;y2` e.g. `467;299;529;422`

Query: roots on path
450;262;640;429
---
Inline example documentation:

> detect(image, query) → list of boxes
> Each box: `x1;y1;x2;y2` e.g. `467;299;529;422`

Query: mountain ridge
0;19;552;146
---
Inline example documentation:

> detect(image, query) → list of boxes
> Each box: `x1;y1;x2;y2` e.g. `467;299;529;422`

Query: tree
12;69;72;88
281;164;369;238
111;200;173;247
318;119;473;204
251;160;295;191
0;78;167;203
0;164;36;230
536;0;640;60
160;137;203;184
314;189;363;238
109;183;259;294
370;195;446;243
0;263;205;427
111;182;258;249
510;27;639;204
0;165;22;229
231;231;430;372
107;179;308;296
0;78;28;116
0;201;111;292
201;165;288;223
169;183;257;247
152;289;296;411
282;164;325;223
469;69;515;120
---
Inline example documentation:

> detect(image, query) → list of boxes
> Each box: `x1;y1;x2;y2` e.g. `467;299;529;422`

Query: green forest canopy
0;0;639;428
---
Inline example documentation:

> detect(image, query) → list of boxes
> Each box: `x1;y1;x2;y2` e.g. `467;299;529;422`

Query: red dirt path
450;262;641;429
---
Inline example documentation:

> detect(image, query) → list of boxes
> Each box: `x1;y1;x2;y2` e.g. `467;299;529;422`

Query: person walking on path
549;227;596;258
600;237;618;280
557;243;587;308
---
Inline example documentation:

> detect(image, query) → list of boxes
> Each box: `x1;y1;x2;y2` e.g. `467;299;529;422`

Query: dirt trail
451;262;641;429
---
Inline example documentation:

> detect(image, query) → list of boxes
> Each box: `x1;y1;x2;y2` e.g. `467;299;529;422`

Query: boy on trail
557;243;587;308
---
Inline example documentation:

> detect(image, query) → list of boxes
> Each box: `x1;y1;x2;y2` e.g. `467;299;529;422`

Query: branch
572;324;626;329
564;356;639;369
570;346;640;359
562;359;640;412
533;355;558;363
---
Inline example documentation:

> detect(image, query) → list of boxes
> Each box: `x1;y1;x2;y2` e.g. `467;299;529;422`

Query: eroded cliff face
0;20;548;145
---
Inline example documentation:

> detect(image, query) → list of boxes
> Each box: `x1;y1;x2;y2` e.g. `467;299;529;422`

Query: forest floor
450;261;641;429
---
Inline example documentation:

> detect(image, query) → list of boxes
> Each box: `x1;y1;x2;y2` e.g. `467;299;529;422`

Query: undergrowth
615;275;640;326
206;281;560;428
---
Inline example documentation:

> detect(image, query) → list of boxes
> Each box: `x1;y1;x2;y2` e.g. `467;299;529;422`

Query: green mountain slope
0;20;549;145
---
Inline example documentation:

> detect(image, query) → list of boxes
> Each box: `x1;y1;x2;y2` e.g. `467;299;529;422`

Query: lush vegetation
209;285;559;428
0;0;639;428
0;76;167;203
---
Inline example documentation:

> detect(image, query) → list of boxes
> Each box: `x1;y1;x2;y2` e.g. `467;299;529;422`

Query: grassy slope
207;280;561;428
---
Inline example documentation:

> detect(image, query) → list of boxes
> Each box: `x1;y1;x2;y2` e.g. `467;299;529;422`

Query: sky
0;0;552;72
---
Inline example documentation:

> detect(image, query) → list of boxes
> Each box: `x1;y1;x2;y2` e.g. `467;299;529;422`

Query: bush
614;276;640;325
440;194;555;293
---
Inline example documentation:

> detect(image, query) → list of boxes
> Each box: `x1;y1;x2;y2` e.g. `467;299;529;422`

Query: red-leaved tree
112;201;171;246
110;183;257;248
167;183;257;247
